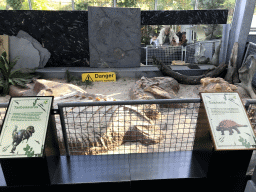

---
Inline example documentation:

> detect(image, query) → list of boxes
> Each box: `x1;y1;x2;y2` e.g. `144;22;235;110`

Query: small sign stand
193;92;256;181
0;96;59;186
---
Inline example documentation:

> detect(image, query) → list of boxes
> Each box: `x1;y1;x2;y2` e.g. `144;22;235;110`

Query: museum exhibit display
1;0;256;190
0;96;60;186
193;92;256;181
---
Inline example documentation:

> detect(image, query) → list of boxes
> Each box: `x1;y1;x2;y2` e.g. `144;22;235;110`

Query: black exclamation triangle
86;74;93;81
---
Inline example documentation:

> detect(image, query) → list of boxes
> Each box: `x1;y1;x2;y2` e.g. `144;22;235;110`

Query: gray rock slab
9;36;40;70
16;30;51;68
88;6;141;68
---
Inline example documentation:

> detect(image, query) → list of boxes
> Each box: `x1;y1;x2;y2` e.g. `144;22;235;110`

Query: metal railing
57;99;201;156
144;45;184;65
143;40;221;66
1;99;256;158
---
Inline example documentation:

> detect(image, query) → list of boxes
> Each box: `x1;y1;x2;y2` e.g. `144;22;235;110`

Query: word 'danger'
82;72;116;82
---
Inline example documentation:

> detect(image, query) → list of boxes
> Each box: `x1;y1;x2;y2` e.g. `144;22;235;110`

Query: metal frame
57;98;201;156
144;45;184;65
1;99;256;158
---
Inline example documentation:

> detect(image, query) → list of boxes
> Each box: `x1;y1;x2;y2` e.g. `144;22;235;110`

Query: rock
199;77;238;93
123;125;163;145
130;76;179;100
9;36;40;70
17;30;51;69
235;86;251;99
130;76;183;108
9;85;30;97
33;79;87;97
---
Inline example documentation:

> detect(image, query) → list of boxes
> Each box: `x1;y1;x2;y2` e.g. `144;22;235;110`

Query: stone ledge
35;65;215;79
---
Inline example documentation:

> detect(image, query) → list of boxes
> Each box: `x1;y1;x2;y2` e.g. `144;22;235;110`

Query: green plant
6;0;25;10
75;0;88;10
65;69;93;87
117;0;137;8
23;144;35;157
0;51;35;95
65;69;76;83
238;136;251;148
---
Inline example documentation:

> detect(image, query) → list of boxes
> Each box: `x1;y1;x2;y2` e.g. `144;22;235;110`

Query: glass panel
5;0;30;10
74;0;113;10
116;0;136;8
87;0;113;8
0;0;7;10
156;0;193;10
45;0;73;10
132;0;155;10
141;24;223;65
142;24;223;45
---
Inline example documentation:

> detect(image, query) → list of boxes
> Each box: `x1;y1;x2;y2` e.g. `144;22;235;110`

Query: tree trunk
153;57;227;85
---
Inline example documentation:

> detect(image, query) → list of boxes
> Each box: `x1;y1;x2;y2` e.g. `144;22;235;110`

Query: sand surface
47;77;201;101
0;76;251;103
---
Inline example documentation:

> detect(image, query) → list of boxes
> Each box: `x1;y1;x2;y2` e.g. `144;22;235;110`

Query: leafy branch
23;144;35;157
0;51;35;96
238;136;251;148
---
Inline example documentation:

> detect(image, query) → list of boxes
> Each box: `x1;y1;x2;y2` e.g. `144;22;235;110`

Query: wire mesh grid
146;45;183;65
57;100;201;156
185;40;221;64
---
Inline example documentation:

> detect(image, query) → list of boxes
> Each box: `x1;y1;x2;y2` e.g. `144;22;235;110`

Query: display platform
0;151;206;189
0;151;251;191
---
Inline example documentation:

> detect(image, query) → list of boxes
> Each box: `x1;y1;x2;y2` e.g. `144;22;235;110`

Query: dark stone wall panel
0;10;228;67
0;10;89;67
0;11;43;40
141;10;228;25
88;7;141;68
41;11;89;67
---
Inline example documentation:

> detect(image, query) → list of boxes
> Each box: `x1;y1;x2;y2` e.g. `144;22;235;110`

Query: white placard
201;92;256;150
0;97;53;158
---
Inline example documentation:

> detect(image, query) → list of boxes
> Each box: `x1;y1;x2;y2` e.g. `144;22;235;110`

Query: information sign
0;97;53;158
201;92;256;150
82;72;116;82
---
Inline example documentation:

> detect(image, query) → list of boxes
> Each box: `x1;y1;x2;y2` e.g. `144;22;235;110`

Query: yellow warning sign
82;72;116;82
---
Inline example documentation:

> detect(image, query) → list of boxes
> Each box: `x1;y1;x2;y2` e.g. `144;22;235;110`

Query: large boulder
130;76;179;100
129;76;183;108
9;36;40;70
198;77;251;102
199;77;238;93
17;30;51;69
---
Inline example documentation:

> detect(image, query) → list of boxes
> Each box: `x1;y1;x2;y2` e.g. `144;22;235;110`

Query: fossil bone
236;55;256;99
225;42;240;84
